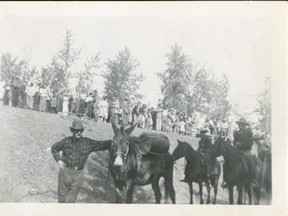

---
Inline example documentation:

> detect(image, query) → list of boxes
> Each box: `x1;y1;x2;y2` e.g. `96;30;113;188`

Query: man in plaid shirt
51;119;112;203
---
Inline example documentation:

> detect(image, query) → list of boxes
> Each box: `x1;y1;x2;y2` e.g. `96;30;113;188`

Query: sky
0;2;285;118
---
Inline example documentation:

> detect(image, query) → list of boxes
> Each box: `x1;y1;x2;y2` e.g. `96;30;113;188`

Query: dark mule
254;137;272;204
214;136;257;204
172;140;220;204
109;117;176;204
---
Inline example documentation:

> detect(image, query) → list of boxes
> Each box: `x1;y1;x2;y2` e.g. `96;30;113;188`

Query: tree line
0;29;271;134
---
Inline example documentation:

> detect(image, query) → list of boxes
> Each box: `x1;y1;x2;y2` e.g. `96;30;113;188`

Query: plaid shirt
51;136;111;170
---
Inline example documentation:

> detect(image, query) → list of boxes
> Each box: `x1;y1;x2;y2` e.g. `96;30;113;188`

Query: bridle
114;143;130;163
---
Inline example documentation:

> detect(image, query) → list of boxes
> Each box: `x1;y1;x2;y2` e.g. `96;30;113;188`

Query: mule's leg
199;182;204;204
206;180;211;204
228;186;234;204
164;157;176;204
246;185;252;205
213;176;219;204
237;185;243;205
115;184;123;203
152;177;162;204
164;176;176;204
253;186;260;205
126;183;134;204
188;182;193;204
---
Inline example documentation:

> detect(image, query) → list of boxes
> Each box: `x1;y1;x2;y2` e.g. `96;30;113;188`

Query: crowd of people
1;77;233;138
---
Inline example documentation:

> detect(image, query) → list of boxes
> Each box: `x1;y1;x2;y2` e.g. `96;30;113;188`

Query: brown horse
172;140;221;204
109;117;176;204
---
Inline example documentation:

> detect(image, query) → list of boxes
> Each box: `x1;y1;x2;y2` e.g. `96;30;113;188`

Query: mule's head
172;139;188;161
111;116;138;169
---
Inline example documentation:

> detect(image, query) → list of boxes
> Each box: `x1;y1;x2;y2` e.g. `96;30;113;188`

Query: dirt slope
0;104;230;204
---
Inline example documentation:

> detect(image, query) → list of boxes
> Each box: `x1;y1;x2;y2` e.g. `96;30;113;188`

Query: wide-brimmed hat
70;119;84;130
200;128;209;133
236;117;249;126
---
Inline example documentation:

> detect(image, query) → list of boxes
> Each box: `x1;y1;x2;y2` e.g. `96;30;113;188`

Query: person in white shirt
26;83;37;109
39;84;48;112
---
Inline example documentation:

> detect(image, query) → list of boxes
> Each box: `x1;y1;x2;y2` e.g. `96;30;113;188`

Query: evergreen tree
102;47;144;102
158;43;193;113
159;43;231;118
255;77;271;134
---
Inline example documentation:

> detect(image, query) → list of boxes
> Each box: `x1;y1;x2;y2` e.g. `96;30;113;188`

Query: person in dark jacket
51;119;111;203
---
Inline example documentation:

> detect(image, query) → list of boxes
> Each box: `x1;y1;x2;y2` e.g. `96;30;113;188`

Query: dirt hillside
0;104;230;204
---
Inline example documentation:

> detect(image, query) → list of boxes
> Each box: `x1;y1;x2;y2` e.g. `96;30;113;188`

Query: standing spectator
78;90;86;117
150;107;157;130
33;83;41;111
0;80;5;103
143;106;149;129
167;109;175;133
208;119;215;135
39;84;48;112
62;92;69;117
3;80;12;106
147;109;153;130
92;90;100;121
179;117;186;135
98;96;108;123
50;91;57;113
68;93;74;113
222;120;228;137
119;96;129;126
45;86;52;113
73;87;80;115
17;81;26;108
132;102;141;125
11;77;22;107
56;90;63;114
51;119;111;203
155;105;163;131
85;92;94;118
26;82;37;109
162;108;168;132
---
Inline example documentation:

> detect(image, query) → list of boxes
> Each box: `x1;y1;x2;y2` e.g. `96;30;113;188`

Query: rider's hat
236;117;249;126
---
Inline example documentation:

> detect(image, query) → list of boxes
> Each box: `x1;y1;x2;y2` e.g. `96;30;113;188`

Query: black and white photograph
0;2;286;216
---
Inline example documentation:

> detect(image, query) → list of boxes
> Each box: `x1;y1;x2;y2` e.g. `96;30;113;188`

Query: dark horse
254;137;272;204
213;136;260;204
172;140;221;204
109;117;176;203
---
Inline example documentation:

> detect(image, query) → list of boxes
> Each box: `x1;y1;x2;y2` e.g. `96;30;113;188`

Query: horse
172;139;221;204
109;117;176;204
254;137;272;204
213;136;259;204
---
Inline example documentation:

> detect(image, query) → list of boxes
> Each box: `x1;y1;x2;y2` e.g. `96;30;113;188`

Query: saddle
136;132;170;155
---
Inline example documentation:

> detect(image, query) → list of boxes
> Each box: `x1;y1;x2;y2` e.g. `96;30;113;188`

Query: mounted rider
181;128;214;182
222;117;259;188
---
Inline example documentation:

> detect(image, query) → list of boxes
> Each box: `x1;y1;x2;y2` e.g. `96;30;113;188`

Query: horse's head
172;139;188;161
111;116;138;169
213;136;231;157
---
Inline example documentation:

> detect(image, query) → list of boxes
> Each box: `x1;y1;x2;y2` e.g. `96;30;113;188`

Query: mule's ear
111;115;120;135
125;123;138;136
